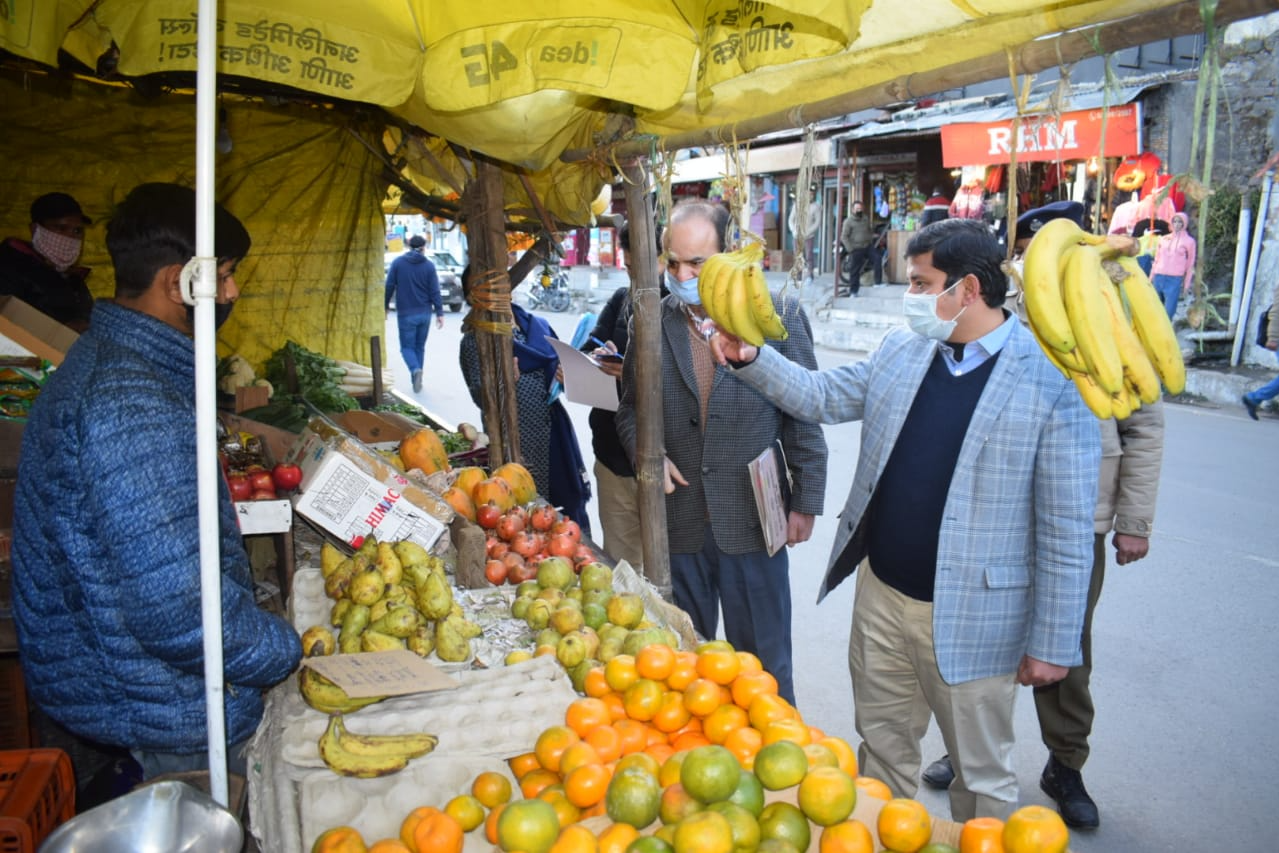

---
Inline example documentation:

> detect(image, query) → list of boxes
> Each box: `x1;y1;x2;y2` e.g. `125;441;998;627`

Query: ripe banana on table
697;241;788;347
318;714;438;778
299;666;387;715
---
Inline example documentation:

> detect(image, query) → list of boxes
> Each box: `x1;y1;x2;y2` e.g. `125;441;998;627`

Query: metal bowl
40;780;243;853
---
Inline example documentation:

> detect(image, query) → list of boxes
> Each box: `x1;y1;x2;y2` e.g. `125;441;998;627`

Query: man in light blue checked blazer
710;218;1100;822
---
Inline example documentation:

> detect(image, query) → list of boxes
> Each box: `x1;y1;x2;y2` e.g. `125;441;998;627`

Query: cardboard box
335;410;417;445
233;499;293;535
234;385;270;414
0;297;78;366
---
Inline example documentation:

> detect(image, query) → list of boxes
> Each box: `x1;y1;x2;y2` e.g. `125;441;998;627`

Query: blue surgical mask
902;278;966;341
665;270;700;305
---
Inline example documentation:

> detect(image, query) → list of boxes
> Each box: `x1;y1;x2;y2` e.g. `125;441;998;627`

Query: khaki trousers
850;565;1019;822
593;460;643;570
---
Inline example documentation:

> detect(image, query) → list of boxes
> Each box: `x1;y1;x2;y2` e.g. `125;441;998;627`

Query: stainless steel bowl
40;780;243;853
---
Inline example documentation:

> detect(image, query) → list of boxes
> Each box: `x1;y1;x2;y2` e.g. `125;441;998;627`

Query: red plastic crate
0;749;74;853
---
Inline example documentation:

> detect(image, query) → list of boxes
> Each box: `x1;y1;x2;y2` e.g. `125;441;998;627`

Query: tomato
250;488;277;500
271;462;302;491
226;473;253;502
248;470;275;493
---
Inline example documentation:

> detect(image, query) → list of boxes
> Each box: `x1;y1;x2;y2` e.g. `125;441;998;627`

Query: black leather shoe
921;754;954;790
411;370;423;393
1040;756;1100;829
1243;394;1260;420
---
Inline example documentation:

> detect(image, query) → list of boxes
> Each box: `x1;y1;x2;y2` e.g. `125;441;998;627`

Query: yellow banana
725;268;766;346
1061;245;1124;395
705;253;735;329
329;714;438;759
745;263;788;341
1070;370;1113;420
299;667;387;715
1115;256;1186;395
318;716;412;778
1110;387;1133;420
1096;276;1162;405
1022;218;1086;353
697;252;729;311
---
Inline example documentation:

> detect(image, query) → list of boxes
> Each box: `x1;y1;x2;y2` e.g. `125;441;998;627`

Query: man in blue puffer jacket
12;183;301;781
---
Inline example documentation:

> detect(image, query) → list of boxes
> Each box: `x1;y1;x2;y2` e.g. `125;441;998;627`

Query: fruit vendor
0;191;96;330
615;199;828;707
11;183;302;782
708;218;1099;822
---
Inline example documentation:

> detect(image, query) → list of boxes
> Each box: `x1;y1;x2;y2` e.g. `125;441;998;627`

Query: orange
679;744;742;805
443;794;486;833
819;820;875;853
853;776;892;801
701;703;749;745
658;782;704;825
520;768;562;799
537;788;582;828
567;697;613;737
412;810;464;853
652;692;692;734
313;827;367;853
550;824;599;853
605;655;639;692
665;657;699;692
644;742;675;765
696;648;742;685
818;736;858;777
682;678;725;718
959;816;1006;853
585;723;623;763
604;766;662;829
484;803;506;846
752;740;809;790
564;762;611;808
496;797;561;853
723;726;763;769
596;823;640;853
672;810;734;853
399;807;440;849
509;751;541;780
797;767;857;826
808;726;827;742
613;719;650;756
535;725;582;773
645;725;669;747
669;730;712;752
623;678;665;722
615;750;661;778
726;769;766;817
473;770;515;808
367;841;411;853
1002;805;1068;853
583;667;612;698
560;742;603;776
658;750;689;787
735;651;764;673
730;671;778;709
876;798;932;853
705;801;762;853
761;717;811;747
636;643;677;682
602;692;628;721
758;801;811;853
747;694;796;732
803;742;840;769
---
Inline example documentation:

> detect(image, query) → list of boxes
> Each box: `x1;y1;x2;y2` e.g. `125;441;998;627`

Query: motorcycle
525;261;573;312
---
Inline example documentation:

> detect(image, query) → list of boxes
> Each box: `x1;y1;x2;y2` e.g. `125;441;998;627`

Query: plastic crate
0;749;74;853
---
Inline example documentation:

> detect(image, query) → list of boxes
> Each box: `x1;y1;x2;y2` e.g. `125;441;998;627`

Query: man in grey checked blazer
710;218;1100;821
615;200;827;705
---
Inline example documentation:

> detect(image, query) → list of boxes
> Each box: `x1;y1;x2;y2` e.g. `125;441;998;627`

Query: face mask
32;225;83;272
183;300;236;332
665;270;701;306
903;278;967;341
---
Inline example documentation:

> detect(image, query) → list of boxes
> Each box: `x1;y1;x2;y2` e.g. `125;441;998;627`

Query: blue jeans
1245;350;1279;404
397;312;433;373
131;737;250;782
1136;254;1154;276
1152;274;1182;320
670;524;794;704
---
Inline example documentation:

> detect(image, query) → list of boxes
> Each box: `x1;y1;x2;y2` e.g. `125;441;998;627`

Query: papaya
472;476;516;512
492;461;537;504
443;486;477;522
399;428;450;475
452;465;488;498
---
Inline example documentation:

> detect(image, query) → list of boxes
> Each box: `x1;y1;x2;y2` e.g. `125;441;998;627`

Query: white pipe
1227;197;1252;325
1232;170;1275;366
193;0;228;808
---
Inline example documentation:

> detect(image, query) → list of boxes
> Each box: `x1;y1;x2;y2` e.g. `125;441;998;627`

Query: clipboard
748;441;793;557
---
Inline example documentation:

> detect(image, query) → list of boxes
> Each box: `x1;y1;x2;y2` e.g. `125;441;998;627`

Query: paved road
386;294;1279;851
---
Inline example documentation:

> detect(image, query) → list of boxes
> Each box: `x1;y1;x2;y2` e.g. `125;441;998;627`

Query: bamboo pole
620;160;672;599
560;0;1272;164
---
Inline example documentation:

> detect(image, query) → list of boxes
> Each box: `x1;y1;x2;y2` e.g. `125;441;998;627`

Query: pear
375;542;404;585
418;570;453;620
356;536;378;562
360;629;405;653
300;625;335;657
339;603;371;640
369;603;423;638
393;540;430;568
348;567;386;607
329;598;353;627
323;561;356;600
368;599;392;623
435;617;471;662
320;544;346;579
407;625;435;657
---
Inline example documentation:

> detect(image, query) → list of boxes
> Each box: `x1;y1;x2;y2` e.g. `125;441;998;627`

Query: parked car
383;248;466;313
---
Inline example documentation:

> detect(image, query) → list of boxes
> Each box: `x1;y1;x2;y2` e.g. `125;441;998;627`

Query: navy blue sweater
385;250;442;316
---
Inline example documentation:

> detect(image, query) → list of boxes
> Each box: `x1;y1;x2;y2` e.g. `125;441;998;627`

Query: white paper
547;336;619;411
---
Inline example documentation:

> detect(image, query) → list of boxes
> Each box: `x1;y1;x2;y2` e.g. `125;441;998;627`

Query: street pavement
386;268;1279;851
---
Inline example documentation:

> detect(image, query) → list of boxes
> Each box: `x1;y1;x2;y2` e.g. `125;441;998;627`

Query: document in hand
546;337;620;411
748;443;792;557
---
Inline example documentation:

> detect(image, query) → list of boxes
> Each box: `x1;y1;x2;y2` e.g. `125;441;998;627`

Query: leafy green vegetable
439;431;471;454
238;397;312;433
370;402;432;424
263;341;358;413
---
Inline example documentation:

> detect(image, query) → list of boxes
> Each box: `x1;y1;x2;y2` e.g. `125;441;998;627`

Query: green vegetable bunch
264;341;359;414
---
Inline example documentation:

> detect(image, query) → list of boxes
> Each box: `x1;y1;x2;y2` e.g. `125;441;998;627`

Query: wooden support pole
620;160;671;599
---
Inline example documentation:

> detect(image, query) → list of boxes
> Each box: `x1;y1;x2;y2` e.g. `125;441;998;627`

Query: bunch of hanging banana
697;241;789;347
1022;219;1185;420
317;713;438;778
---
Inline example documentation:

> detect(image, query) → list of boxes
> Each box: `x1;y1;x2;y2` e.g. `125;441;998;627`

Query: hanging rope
461;267;514;336
788;124;818;290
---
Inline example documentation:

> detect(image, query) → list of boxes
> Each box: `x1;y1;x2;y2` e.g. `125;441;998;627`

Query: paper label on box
304;650;459;698
234;499;293;535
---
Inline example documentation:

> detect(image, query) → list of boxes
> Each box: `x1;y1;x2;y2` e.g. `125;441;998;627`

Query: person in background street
1150;211;1196;320
709;218;1099;822
948;179;986;221
615;199;827;705
0;191;95;330
838;200;876;296
459;266;592;532
1242;288;1279;420
1107;191;1142;237
578;221;666;568
12;183;302;785
385;234;443;393
1131;217;1170;277
788;187;822;285
920;186;951;228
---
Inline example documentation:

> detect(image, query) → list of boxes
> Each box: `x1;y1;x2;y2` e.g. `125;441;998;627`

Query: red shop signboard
941;104;1141;167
